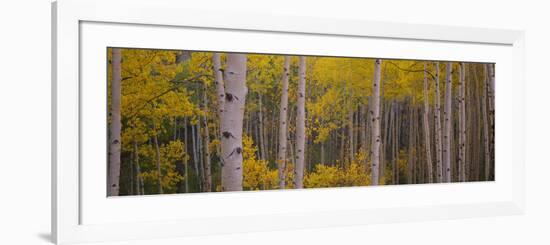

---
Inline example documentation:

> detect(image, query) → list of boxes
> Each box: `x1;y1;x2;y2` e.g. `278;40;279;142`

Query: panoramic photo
106;48;495;196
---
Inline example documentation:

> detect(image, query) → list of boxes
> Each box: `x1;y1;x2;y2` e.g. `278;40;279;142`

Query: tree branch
125;74;209;120
386;61;436;79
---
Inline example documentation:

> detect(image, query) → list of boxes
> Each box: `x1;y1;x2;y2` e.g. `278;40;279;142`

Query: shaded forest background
107;48;495;196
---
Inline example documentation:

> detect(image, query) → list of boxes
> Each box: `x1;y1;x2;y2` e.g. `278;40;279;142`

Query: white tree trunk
433;62;443;183
153;134;163;194
458;63;467;182
294;56;307;188
202;84;212;191
258;93;266;160
443;62;453;183
133;140;143;195
108;48;122;196
220;54;247;192
213;53;225;123
422;62;434;183
278;56;290;189
370;59;382;186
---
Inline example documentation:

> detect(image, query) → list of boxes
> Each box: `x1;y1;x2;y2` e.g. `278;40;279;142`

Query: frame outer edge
51;2;59;244
53;0;526;243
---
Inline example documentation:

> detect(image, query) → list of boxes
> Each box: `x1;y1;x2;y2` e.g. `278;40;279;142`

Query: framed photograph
52;0;525;244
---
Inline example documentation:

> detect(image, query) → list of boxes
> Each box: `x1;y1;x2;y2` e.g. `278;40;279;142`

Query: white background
0;0;547;244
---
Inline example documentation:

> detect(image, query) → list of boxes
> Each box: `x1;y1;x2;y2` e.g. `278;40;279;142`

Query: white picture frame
52;0;525;244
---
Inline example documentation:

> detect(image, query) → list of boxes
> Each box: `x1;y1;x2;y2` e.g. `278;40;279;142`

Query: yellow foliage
304;162;370;188
139;140;186;193
242;135;279;190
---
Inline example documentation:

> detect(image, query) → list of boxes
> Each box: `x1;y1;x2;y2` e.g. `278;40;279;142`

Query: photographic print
107;48;495;196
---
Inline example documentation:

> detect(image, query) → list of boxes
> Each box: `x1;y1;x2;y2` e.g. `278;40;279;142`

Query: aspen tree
482;65;491;180
295;56;307;188
443;62;453;183
423;62;434;183
153;133;163;194
278;56;290;189
486;63;495;180
220;54;247;191
108;48;122;196
458;63;467;182
433;62;443;183
371;59;382;186
202;84;212;191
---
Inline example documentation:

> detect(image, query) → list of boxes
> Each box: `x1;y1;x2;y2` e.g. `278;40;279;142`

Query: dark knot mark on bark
299;93;304;98
113;139;120;144
225;93;239;102
222;131;236;139
111;184;117;187
227;147;242;158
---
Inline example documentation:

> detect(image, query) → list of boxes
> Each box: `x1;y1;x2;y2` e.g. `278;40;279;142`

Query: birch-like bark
183;117;189;193
133;140;143;195
213;53;225;123
197;113;204;190
349;109;354;163
108;48;122;196
407;107;415;184
433;62;443;183
391;102;398;184
422;62;434;183
278;56;290;189
202;84;212;192
482;65;491;180
458;63;467;182
486;63;495;177
370;59;382;186
443;62;453;183
153;134;164;194
220;53;247;191
258;93;266;160
294;56;307;188
361;105;367;155
191;123;200;189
